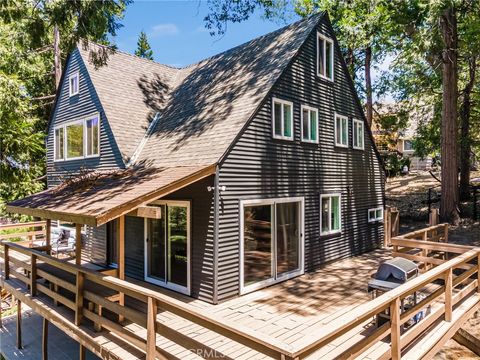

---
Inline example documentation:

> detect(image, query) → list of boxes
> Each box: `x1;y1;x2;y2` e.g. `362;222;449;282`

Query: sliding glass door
145;201;190;295
241;198;303;293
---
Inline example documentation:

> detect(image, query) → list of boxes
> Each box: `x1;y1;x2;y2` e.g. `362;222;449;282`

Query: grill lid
375;257;418;283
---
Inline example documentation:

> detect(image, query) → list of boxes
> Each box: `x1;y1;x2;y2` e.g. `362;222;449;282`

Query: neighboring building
372;103;433;171
8;13;385;304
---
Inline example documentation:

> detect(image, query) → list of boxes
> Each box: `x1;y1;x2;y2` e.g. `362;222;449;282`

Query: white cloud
150;23;179;37
195;26;209;33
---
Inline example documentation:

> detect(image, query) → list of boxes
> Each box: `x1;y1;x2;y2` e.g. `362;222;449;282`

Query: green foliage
135;31;154;60
382;152;411;177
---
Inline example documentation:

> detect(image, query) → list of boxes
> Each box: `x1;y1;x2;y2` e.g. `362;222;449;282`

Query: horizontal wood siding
123;176;215;302
84;225;106;264
217;18;385;300
46;48;124;187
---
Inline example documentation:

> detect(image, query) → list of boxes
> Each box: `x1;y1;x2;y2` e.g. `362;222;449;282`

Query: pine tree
135;31;154;60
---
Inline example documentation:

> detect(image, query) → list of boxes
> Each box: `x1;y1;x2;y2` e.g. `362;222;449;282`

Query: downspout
213;165;220;304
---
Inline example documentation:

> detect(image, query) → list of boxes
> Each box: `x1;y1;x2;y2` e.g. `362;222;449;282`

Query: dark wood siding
46;48;124;187
123;176;215;302
217;18;385;301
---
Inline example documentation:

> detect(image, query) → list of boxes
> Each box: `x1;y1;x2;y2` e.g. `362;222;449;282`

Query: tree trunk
365;46;373;127
347;47;355;82
439;7;460;223
459;56;476;201
54;25;62;91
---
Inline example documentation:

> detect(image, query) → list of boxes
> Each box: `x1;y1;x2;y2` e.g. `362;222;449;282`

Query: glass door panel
146;205;166;281
243;204;273;286
276;201;300;276
167;205;188;288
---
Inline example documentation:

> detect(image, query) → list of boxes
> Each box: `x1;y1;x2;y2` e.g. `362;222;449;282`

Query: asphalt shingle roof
78;13;323;167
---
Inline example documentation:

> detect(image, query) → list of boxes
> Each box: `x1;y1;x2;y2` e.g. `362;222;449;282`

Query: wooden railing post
146;296;157;360
4;243;9;280
390;297;401;360
445;268;453;322
75;223;82;266
46;219;51;255
384;207;391;247
75;271;84;326
477;253;480;293
31;254;37;296
444;224;449;243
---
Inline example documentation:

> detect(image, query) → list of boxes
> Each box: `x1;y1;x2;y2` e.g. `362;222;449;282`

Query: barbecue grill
368;257;419;327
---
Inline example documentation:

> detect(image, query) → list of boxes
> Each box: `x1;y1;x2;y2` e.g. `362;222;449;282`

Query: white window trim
69;72;79;97
368;207;384;223
334;113;349;148
239;197;305;295
84;114;101;159
353;118;365;150
300;105;319;144
54;112;100;162
53;126;65;162
272;97;294;141
317;33;334;82
320;193;342;236
403;139;414;152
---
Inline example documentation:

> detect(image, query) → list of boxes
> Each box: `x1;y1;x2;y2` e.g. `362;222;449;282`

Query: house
7;13;385;305
371;102;433;171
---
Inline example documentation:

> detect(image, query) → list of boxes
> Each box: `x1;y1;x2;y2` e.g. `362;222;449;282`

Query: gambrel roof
78;13;324;166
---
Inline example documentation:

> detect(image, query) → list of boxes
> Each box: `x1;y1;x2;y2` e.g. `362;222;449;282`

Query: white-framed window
317;33;334;81
403;140;414;152
69;72;79;97
54;113;100;161
320;194;341;235
301;105;319;143
66;120;84;159
85;115;100;157
54;126;65;161
368;207;384;222
334;113;349;147
272;98;294;141
353;118;365;150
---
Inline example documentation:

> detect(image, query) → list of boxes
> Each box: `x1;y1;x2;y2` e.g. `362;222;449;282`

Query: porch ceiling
6;164;215;227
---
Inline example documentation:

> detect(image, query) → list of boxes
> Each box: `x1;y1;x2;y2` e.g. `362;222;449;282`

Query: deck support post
79;344;85;360
75;223;82;266
75;271;84;325
445;268;453;322
390;297;401;360
4;244;9;280
31;254;37;296
118;215;125;323
16;299;22;349
477;254;480;293
146;296;157;360
42;317;49;360
46;219;51;255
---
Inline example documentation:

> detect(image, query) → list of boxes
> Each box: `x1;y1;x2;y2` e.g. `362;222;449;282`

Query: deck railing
2;223;480;360
0;221;46;244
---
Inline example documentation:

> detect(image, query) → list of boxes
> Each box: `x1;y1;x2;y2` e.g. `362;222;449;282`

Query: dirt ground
387;171;480;359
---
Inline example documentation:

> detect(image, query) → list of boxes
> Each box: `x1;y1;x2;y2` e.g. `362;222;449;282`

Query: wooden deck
1;223;479;359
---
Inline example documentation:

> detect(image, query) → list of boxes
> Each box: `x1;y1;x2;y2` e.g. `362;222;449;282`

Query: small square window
69;72;79;97
368;207;384;222
404;140;414;151
335;114;348;147
320;194;342;235
353;119;364;150
301;105;318;143
317;33;334;81
272;98;294;141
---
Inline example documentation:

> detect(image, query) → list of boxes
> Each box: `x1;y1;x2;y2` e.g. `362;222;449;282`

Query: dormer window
272;98;293;141
69;72;79;96
317;34;334;81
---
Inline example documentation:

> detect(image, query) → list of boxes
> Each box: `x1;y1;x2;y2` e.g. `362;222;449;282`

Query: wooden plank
147;297;157;360
0;221;45;231
75;271;84;325
36;269;76;293
6;205;97;227
0;230;45;240
37;283;76;310
75;223;82;266
452;280;478;305
4;244;9;279
79;344;85;360
42;317;49;360
118;214;125;322
445;269;453;322
9;256;31;272
127;206;162;219
390;298;401;360
31;254;37;296
453;328;480;356
391;238;474;254
17;299;22;349
11;269;30;286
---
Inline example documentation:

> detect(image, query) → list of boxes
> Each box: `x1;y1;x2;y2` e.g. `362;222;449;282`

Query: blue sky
114;1;300;67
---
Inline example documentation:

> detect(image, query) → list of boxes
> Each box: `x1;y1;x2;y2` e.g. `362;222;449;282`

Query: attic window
69;72;79;96
272;98;293;141
317;34;334;81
